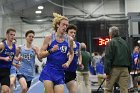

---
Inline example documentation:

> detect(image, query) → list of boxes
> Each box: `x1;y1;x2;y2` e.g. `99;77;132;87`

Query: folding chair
96;78;105;93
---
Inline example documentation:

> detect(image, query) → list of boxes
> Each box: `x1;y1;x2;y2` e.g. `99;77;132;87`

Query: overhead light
38;6;44;9
35;10;42;14
36;19;43;22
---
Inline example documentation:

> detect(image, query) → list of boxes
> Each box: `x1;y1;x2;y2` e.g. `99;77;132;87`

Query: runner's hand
62;62;70;68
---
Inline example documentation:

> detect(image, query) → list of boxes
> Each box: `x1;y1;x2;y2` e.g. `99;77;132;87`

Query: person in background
10;59;20;93
104;26;131;93
1;38;20;93
132;46;139;71
35;64;39;74
64;24;82;93
39;13;74;93
76;42;91;93
0;28;16;93
9;39;20;93
91;52;102;72
96;52;106;86
88;52;96;75
16;30;42;93
131;46;140;90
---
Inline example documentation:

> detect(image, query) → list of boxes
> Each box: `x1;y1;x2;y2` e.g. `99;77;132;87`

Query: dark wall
73;20;128;54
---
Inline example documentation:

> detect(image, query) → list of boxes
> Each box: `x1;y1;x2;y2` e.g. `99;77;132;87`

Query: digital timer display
93;37;111;53
98;38;111;46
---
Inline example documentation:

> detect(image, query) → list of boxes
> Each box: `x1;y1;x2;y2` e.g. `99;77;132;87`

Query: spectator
76;43;91;93
104;26;131;93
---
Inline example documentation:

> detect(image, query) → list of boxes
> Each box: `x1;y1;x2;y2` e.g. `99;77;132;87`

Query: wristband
48;49;52;54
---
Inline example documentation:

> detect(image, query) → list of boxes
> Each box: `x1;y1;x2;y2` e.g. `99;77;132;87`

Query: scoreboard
93;37;111;53
93;37;111;46
98;37;111;46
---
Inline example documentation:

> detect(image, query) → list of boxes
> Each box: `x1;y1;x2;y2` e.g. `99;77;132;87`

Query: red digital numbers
98;38;111;46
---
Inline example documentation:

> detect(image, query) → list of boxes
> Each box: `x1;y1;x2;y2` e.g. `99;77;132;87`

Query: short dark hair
66;24;77;33
25;30;35;37
6;28;16;34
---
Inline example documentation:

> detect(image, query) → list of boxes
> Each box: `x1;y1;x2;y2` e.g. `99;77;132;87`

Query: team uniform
132;52;140;70
131;52;140;88
64;41;80;83
0;41;16;86
17;45;36;88
39;34;69;85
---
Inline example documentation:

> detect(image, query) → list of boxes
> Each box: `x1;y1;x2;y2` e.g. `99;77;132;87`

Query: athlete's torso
45;34;69;70
0;41;16;68
17;45;35;77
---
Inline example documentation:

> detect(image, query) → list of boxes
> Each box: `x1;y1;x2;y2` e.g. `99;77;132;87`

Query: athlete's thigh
10;76;16;85
18;75;28;89
54;84;64;93
44;80;54;93
66;80;77;93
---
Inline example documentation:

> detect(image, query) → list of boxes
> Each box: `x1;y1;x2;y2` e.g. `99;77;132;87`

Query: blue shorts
16;72;33;81
10;66;17;77
17;74;32;88
39;64;64;85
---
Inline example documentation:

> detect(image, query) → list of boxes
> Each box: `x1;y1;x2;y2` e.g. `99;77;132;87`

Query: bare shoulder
0;42;4;46
41;34;53;50
44;34;52;42
0;42;4;50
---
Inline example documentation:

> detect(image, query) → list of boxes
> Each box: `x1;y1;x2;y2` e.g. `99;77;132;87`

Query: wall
125;0;140;15
125;0;140;36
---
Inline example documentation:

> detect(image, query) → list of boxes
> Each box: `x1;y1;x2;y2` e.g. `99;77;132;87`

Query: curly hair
52;13;68;31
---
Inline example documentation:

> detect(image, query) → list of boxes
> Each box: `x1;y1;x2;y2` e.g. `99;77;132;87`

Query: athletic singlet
44;34;69;70
17;45;35;78
0;41;16;68
65;41;80;72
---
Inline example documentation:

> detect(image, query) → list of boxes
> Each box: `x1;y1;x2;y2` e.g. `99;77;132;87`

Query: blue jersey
132;53;140;70
65;41;80;72
17;45;35;81
39;34;70;84
45;34;69;70
0;41;16;68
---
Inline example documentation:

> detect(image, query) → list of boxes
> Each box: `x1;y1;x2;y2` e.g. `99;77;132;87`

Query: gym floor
14;74;99;93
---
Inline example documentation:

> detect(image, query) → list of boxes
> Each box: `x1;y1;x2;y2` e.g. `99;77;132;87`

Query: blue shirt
17;45;35;79
132;53;140;70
